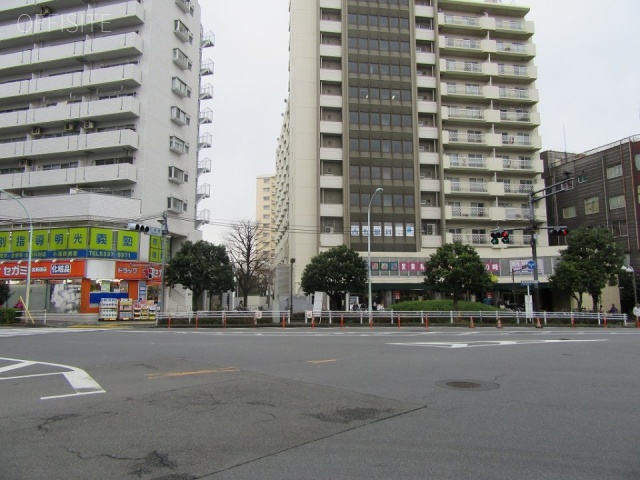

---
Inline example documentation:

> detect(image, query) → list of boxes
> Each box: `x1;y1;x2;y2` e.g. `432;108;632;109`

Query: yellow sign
149;235;165;263
117;230;139;253
89;228;114;251
0;232;9;256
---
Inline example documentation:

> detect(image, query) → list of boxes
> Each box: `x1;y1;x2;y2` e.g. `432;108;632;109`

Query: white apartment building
275;0;557;309
255;174;276;261
0;0;213;313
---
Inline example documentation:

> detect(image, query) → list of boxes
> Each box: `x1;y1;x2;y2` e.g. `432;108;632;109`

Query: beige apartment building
274;0;556;310
256;174;276;261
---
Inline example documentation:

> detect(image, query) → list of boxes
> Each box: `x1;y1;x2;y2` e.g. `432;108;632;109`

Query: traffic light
550;226;569;236
490;230;501;245
126;223;150;233
501;230;511;244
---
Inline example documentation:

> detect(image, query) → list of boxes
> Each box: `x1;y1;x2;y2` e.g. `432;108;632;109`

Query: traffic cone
496;318;503;329
535;317;542;328
469;317;475;328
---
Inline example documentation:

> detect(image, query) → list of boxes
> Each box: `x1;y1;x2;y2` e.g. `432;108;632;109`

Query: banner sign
0;260;85;279
0;228;139;260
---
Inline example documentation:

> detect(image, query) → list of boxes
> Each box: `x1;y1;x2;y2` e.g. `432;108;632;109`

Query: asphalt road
1;326;639;480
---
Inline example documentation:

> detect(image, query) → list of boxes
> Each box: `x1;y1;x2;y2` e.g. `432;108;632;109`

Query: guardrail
153;310;634;329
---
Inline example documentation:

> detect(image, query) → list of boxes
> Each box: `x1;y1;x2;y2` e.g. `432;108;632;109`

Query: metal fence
153;310;634;328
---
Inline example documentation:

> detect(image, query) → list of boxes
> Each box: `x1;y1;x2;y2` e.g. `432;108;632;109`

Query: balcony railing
449;132;485;144
446;61;482;73
503;158;534;170
449;107;484;120
443;15;480;27
498;65;529;76
450;181;488;194
495;20;525;31
499;87;530;99
444;37;481;49
500;111;531;122
505;208;531;220
497;42;528;54
448;155;486;169
450;207;489;218
503;184;534;194
446;84;483;96
502;136;532;146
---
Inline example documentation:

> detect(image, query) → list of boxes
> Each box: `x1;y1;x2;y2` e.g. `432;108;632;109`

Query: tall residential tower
0;0;213;313
275;0;552;309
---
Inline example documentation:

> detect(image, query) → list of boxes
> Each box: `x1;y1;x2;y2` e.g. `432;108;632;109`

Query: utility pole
528;173;572;312
159;211;168;314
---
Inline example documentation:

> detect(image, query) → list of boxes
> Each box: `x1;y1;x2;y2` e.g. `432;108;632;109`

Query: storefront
0;227;164;314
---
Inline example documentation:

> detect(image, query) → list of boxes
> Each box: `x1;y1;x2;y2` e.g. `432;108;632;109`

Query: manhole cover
436;379;500;392
446;381;481;389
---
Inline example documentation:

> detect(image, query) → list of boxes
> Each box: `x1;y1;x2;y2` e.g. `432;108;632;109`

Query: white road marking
387;339;608;348
0;356;105;400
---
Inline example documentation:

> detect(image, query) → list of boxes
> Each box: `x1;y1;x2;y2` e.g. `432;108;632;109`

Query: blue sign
527;260;536;270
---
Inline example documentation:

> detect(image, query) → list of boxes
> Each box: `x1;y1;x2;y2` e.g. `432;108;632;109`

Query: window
584;196;599;215
562;206;577;219
609;195;625;210
606;164;622;179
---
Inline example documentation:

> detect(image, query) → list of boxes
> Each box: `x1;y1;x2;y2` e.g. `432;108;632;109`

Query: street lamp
289;258;295;321
0;188;33;312
368;187;383;314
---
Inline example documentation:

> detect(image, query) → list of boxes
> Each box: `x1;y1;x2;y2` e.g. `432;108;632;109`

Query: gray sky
198;0;640;244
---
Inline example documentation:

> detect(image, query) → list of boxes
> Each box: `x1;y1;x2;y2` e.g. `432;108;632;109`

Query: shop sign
0;228;139;260
0;260;85;279
116;261;161;280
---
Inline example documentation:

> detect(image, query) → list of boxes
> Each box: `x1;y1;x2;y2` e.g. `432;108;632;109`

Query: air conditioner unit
325;227;334;234
64;122;76;132
425;224;435;235
83;121;95;130
31;126;43;136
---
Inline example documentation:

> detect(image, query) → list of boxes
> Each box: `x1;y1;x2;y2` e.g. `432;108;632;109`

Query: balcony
198;108;213;125
0;130;138;161
445;206;490;220
0;97;140;131
497;110;540;128
174;19;193;43
198;133;212;150
494;19;535;39
320;120;342;135
496;64;537;82
493;156;540;173
175;0;191;13
444;130;487;147
444;154;487;170
495;42;536;59
440;59;496;80
0;1;145;48
199;83;213;100
319;94;342;108
320;67;342;83
419;178;440;193
444;180;489;196
500;134;542;150
0;64;142;102
443;107;485;125
201;31;215;48
442;83;484;99
196;209;211;228
0;32;143;75
320;203;343;217
319;20;341;34
196;183;210;201
320;44;342;58
197;158;212;175
200;59;214;76
0;163;137;191
170;106;190;126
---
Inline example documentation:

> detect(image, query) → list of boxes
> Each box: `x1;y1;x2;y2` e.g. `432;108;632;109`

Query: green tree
549;227;625;311
300;245;367;310
423;242;493;310
164;240;235;311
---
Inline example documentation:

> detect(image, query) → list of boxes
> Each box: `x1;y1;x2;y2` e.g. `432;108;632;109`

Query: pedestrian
608;304;618;314
633;303;640;324
13;299;24;322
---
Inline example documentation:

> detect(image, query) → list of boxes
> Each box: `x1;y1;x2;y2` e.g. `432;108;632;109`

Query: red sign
0;260;85;279
115;261;161;280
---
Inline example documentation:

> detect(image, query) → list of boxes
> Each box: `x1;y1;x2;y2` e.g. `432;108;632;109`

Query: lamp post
368;187;383;314
527;174;572;312
289;257;295;321
0;188;32;312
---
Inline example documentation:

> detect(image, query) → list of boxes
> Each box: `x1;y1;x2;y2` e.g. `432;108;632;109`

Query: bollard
223;313;227;329
369;315;373;329
571;315;575;328
312;316;315;329
425;314;429;329
254;312;257;328
282;315;286;329
168;316;171;329
340;314;344;329
397;315;401;328
195;314;199;329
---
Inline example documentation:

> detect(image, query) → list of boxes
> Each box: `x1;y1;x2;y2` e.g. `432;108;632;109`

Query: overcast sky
198;0;640;244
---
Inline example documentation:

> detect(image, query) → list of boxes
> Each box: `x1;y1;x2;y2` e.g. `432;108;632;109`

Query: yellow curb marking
146;367;239;379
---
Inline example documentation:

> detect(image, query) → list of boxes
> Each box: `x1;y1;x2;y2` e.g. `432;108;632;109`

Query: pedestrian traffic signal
126;223;150;233
501;230;511;244
490;230;501;245
550;226;569;236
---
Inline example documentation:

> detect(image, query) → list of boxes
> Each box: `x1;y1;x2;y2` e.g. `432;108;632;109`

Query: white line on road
387;339;608;348
0;356;105;400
